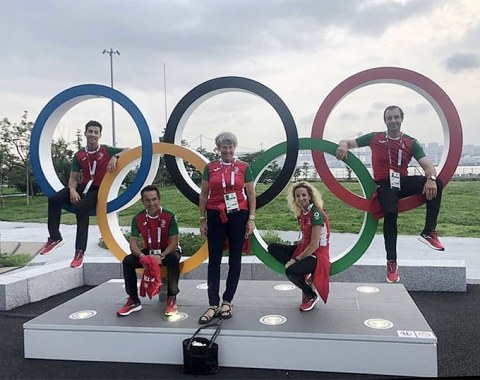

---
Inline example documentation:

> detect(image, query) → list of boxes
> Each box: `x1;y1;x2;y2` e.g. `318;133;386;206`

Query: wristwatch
427;175;437;181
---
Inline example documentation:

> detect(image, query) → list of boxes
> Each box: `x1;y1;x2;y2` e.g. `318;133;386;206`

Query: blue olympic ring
30;84;156;213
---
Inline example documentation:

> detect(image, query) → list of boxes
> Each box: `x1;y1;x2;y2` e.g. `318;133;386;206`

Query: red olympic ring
311;66;463;213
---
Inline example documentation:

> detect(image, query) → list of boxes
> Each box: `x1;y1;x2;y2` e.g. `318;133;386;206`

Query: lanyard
386;132;404;169
82;145;101;195
220;158;236;193
298;203;313;240
145;207;162;249
85;145;101;179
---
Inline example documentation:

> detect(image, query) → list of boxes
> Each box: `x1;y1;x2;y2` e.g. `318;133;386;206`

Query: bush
0;253;32;267
98;231;205;256
98;229;289;257
180;232;207;256
260;229;290;245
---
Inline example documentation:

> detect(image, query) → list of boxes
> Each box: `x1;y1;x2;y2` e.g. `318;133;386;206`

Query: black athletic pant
206;209;248;306
267;243;317;298
47;185;98;251
122;249;181;302
376;175;443;262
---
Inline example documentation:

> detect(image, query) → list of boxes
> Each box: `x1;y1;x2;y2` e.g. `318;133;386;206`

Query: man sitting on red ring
335;105;444;283
117;184;182;317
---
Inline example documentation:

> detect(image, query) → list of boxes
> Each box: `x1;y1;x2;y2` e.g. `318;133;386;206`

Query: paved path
1;221;479;282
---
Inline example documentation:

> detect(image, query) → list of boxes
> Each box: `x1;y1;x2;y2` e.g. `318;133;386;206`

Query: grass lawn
1;180;479;238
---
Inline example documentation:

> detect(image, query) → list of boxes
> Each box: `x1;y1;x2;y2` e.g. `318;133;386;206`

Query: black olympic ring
163;76;299;209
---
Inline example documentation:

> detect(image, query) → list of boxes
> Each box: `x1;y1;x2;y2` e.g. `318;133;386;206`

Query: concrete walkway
1;220;479;282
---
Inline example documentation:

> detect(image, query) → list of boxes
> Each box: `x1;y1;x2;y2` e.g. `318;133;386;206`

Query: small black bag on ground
182;319;222;375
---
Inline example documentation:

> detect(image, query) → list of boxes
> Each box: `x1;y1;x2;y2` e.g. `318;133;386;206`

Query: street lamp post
102;48;120;146
0;152;5;208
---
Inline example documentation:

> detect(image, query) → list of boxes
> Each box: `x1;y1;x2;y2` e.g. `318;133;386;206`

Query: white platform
24;280;437;377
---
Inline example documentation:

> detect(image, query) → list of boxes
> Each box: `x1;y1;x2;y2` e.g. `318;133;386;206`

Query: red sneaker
39;238;64;255
299;294;319;312
418;230;445;251
165;296;178;316
117;297;142;316
70;249;84;269
386;260;400;283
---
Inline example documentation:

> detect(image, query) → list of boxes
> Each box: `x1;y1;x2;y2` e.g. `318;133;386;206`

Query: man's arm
68;171;81;204
161;235;179;258
418;156;438;201
129;236;144;259
107;148;129;173
336;139;359;160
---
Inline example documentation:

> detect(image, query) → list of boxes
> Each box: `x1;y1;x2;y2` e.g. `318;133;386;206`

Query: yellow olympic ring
97;142;209;274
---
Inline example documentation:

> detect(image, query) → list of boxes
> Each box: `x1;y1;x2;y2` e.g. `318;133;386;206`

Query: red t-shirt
130;208;179;251
356;132;425;181
294;204;330;258
71;145;123;186
202;159;254;211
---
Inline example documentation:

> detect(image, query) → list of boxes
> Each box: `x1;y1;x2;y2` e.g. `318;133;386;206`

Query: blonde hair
287;181;324;217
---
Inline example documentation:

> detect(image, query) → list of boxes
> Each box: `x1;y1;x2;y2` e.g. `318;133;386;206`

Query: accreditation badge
224;192;240;214
389;169;401;190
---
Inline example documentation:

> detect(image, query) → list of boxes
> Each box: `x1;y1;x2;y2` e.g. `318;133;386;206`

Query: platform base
24;280;437;377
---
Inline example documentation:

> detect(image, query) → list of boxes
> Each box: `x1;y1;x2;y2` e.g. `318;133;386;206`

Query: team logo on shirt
98;152;104;160
160;219;166;228
313;211;320;220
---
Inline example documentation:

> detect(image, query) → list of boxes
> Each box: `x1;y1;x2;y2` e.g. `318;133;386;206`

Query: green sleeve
202;164;210;181
130;215;140;237
311;205;325;226
355;132;376;148
244;163;254;182
167;209;179;237
105;145;124;156
411;138;426;160
71;154;80;172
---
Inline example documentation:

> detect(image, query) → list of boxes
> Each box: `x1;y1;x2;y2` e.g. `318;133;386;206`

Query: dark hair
383;106;404;122
85;120;103;133
141;185;160;199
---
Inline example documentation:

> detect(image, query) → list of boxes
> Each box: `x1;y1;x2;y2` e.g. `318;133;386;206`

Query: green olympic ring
249;137;378;276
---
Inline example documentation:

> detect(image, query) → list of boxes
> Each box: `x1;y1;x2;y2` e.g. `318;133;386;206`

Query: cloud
445;52;480;73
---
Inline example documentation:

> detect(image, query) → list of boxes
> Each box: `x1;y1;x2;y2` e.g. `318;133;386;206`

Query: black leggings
376;175;443;261
267;243;317;298
122;249;181;302
47;185;98;251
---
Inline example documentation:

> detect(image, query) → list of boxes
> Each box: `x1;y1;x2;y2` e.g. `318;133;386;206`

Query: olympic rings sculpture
31;67;462;276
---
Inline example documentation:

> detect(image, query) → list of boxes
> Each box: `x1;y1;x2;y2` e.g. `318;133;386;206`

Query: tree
0;112;37;201
51;137;75;185
293;167;301;182
302;161;310;181
238;151;262;165
346;165;353;181
74;129;83;151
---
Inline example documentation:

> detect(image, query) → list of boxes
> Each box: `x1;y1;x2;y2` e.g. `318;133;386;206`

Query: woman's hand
285;259;296;269
200;219;207;237
245;219;255;237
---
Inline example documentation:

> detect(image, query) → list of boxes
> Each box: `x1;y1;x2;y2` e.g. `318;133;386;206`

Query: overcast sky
1;0;479;153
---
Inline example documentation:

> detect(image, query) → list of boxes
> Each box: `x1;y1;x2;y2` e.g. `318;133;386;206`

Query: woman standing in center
198;132;256;324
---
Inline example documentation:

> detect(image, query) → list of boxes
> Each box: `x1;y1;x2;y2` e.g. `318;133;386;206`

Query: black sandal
221;302;232;319
198;306;219;324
